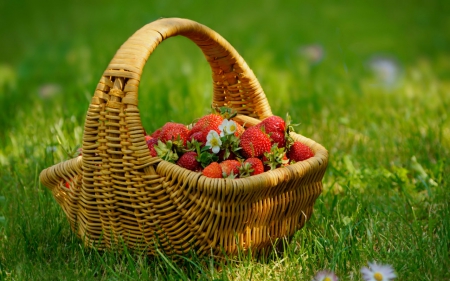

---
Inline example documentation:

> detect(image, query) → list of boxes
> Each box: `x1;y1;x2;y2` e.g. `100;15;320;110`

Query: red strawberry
151;128;162;139
270;131;286;148
188;131;204;144
189;114;224;143
240;158;264;177
288;141;314;162
220;160;241;178
177;151;200;171
160;122;189;145
202;162;223;178
240;126;272;158
145;136;159;157
257;115;286;135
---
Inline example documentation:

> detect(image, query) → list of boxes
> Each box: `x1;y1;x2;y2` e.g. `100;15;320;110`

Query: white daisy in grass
205;130;222;154
312;270;338;281
218;119;237;137
361;261;396;281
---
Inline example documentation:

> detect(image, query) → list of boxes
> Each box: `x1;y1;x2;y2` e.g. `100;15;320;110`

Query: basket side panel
40;156;83;233
149;156;326;257
80;75;171;252
79;100;110;248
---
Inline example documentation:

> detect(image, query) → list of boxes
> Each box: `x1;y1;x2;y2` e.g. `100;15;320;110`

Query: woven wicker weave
39;18;328;257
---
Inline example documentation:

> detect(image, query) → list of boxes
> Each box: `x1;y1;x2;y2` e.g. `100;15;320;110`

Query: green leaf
218;106;237;119
154;140;179;163
411;156;438;186
343;155;357;175
263;144;288;170
197;151;219;168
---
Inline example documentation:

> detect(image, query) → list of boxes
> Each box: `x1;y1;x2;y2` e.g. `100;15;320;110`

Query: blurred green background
1;0;449;128
1;0;449;167
0;0;450;149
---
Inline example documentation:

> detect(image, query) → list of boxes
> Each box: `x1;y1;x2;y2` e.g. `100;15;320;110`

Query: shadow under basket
39;17;328;258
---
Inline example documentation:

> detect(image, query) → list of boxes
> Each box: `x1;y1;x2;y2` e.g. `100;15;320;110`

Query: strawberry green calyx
285;112;299;149
239;158;264;177
171;135;188;154
263;144;289;170
185;139;202;152
154;140;179;163
186;139;218;168
219;132;242;161
218;106;238;120
197;145;219;168
239;162;254;178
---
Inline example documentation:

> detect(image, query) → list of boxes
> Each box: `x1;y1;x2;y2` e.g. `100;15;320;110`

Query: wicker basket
39;18;328;258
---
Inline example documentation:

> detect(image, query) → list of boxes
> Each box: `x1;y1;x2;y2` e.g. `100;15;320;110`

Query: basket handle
95;17;272;119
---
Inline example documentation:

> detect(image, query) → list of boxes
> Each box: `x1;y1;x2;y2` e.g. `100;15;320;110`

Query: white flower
367;56;401;88
205;130;222;154
46;146;57;153
298;44;324;64
361;261;396;281
313;270;338;281
218;119;237;137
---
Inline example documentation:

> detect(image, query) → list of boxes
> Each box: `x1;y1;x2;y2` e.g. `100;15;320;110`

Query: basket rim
153;131;328;195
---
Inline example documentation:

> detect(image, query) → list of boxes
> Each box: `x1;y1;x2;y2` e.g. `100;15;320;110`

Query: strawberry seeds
145;108;314;178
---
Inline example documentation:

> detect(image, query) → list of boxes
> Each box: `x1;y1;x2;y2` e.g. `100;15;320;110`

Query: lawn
0;0;449;280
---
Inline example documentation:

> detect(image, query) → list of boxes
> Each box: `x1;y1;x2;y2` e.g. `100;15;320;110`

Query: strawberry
188;131;204;144
145;136;159;157
239;126;272;158
269;131;286;148
263;144;289;170
160;122;190;146
287;141;314;162
234;122;245;137
239;158;264;177
202;162;223;178
177;151;200;171
257;115;286;135
189;114;224;144
220;160;241;178
256;115;289;148
151;128;162;139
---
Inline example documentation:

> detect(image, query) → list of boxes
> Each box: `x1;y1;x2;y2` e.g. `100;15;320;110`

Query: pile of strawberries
144;107;314;178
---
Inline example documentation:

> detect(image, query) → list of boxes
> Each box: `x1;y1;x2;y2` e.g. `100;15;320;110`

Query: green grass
1;0;449;280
